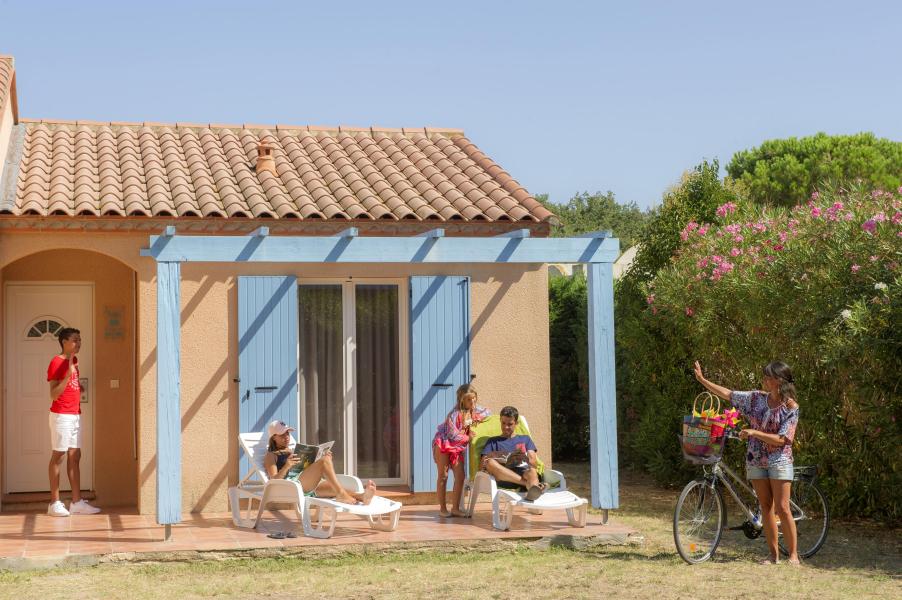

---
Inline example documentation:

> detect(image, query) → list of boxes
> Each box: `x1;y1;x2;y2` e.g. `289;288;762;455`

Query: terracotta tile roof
0;56;15;122
1;120;554;223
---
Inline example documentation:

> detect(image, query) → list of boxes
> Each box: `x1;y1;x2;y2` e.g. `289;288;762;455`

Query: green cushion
468;414;545;480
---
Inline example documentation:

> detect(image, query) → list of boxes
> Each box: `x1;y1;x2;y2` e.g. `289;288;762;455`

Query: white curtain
298;285;345;472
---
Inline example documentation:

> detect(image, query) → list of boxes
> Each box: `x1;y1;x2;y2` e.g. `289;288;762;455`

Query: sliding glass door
297;280;407;485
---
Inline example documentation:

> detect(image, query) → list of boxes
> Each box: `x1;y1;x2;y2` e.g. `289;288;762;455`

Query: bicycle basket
794;465;818;482
678;434;725;465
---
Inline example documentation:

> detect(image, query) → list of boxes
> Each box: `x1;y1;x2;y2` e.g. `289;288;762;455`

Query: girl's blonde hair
456;383;478;411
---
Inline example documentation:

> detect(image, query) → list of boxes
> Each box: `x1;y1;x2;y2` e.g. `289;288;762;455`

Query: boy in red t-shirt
46;327;100;516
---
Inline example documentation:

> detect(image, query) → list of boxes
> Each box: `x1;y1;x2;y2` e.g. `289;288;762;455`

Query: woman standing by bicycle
693;360;801;565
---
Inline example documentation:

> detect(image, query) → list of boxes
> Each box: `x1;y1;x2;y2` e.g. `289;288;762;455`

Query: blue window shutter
409;276;471;492
238;276;298;477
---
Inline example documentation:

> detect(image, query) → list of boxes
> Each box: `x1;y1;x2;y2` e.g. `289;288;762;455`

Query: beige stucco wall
0;231;551;515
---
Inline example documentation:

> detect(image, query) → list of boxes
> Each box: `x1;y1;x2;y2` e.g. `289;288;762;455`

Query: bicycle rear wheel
673;479;725;564
780;478;829;558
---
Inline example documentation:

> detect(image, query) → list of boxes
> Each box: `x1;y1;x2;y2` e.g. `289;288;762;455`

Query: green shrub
615;161;737;476
639;186;901;522
549;273;590;459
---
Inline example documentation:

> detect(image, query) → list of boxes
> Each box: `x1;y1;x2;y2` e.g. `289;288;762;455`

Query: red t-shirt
47;355;81;414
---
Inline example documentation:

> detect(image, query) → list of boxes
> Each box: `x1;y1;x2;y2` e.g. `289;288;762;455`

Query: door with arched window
4;284;94;493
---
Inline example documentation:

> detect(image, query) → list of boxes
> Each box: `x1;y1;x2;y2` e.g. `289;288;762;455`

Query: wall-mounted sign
104;305;125;340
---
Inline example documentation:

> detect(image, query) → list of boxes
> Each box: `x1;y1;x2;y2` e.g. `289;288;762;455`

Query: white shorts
49;413;81;451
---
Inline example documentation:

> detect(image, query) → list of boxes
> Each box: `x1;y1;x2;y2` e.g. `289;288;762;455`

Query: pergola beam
335;227;359;238
140;234;619;264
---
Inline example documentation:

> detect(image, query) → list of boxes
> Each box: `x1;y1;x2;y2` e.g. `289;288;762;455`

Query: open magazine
484;450;529;470
285;441;335;481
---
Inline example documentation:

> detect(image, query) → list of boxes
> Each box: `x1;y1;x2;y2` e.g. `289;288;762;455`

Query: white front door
4;284;94;493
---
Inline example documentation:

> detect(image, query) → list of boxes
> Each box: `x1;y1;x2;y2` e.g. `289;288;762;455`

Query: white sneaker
68;499;101;514
47;500;70;517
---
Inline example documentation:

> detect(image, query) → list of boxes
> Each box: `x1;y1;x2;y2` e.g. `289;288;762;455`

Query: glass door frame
296;277;410;486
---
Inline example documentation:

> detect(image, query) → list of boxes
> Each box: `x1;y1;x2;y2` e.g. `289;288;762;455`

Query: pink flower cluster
680;221;710;241
716;202;737;217
697;254;735;281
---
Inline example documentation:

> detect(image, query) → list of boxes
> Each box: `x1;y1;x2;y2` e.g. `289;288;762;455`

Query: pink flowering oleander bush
642;186;901;521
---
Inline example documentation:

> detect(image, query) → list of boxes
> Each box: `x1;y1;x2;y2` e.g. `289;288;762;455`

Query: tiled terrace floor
0;504;632;563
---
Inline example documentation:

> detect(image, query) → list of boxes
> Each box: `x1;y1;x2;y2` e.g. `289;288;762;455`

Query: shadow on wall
138;273;234;513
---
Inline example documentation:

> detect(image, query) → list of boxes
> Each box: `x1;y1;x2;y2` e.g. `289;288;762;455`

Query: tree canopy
726;132;902;207
538;191;651;250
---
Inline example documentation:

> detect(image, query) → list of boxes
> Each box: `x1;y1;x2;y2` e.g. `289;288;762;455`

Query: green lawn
1;465;898;600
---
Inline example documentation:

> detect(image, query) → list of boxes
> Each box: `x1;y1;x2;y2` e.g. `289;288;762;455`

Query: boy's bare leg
48;451;66;502
483;460;540;489
66;448;82;503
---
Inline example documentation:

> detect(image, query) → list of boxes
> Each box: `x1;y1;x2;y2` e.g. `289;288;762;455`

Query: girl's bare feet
361;480;376;505
438;508;452;517
450;509;468;518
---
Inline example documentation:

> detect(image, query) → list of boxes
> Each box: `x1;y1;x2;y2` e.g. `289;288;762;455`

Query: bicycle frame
706;460;808;523
707;462;758;521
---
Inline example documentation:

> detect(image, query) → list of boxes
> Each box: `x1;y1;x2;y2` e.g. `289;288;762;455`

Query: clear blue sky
2;1;901;210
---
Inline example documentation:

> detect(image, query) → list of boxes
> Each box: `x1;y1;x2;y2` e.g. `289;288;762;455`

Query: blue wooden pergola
141;226;620;537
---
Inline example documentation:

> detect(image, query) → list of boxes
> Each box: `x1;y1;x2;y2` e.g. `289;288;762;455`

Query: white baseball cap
267;420;295;437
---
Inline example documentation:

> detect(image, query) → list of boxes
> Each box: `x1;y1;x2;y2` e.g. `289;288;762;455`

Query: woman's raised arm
693;361;733;401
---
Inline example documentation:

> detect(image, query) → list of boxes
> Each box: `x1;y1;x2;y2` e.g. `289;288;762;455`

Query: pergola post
587;262;618;512
156;260;182;535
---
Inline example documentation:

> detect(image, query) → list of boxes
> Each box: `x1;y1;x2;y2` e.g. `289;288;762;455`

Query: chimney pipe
255;142;277;177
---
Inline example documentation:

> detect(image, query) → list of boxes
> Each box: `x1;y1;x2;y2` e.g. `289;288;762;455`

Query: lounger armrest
335;474;365;494
544;469;567;491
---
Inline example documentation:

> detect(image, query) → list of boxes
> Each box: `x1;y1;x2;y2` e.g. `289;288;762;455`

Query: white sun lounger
461;415;588;531
228;432;402;538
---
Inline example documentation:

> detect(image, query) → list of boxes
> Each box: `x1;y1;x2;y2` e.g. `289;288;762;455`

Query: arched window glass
25;317;67;340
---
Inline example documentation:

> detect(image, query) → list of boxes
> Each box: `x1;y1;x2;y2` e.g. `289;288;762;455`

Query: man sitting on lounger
480;405;546;501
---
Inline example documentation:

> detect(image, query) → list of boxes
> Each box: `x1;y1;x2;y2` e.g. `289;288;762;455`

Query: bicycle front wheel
780;478;829;559
673;479;725;564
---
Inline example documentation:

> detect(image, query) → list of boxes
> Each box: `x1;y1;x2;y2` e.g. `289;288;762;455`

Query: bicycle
673;430;829;564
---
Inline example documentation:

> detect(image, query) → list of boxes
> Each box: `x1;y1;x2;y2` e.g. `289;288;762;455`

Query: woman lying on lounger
263;420;376;505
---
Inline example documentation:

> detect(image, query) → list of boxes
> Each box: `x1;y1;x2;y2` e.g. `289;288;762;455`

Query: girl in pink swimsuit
433;384;490;517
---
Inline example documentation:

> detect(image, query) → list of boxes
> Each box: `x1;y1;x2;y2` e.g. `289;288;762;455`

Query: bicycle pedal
727;525;746;531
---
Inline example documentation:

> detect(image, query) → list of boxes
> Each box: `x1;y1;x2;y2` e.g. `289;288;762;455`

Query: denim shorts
747;463;794;481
